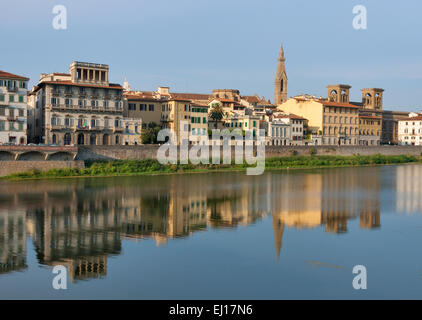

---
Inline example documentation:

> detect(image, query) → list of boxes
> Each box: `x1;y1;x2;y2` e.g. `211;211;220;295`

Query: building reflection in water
0;167;387;279
396;164;422;214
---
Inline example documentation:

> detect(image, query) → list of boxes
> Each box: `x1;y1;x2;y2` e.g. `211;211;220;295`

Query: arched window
64;133;71;145
103;134;109;145
77;133;84;145
90;134;96;145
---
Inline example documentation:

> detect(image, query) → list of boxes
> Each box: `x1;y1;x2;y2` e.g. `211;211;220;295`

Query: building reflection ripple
0;166;392;280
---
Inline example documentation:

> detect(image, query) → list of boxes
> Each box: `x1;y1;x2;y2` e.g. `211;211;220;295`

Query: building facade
398;113;422;146
274;44;287;105
28;62;124;145
279;87;360;146
0;71;29;145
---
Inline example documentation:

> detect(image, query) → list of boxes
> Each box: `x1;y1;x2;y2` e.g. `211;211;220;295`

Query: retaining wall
0;161;85;177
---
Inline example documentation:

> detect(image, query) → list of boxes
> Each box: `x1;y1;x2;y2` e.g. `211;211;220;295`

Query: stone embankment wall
77;145;422;161
0;161;85;177
2;145;422;177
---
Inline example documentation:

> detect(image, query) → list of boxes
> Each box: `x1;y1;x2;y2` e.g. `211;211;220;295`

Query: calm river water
1;164;422;299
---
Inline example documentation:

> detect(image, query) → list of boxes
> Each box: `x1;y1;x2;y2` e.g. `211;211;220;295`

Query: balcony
74;125;90;132
6;86;18;92
51;90;61;96
113;127;123;133
90;126;104;131
47;124;63;131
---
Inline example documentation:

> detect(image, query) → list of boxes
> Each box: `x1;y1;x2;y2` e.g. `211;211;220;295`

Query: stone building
398;113;422;146
381;110;410;144
351;88;384;145
279;86;360;146
274;44;288;105
122;118;143;145
0;70;29;145
27;62;124;145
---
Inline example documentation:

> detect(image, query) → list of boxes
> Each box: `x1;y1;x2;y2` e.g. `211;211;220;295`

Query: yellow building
124;92;163;129
279;86;360;145
122;118;143;145
358;113;382;145
190;102;209;137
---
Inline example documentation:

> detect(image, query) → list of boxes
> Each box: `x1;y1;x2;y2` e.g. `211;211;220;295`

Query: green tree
209;103;224;122
141;122;162;144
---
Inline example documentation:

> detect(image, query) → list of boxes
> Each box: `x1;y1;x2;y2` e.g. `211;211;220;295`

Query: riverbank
2;154;420;180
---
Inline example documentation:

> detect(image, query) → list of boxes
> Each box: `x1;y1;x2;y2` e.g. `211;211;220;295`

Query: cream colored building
279;85;360;145
28;62;124;145
398;113;422;145
122;118;143;145
0;70;29;145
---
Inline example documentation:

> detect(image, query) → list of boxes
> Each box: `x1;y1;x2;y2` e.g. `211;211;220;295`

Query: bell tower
274;43;287;105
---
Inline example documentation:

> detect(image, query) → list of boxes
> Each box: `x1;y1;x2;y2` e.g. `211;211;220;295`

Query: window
129;103;136;111
140;104;146;111
18;95;24;103
0;94;4;102
9;95;14;102
149;104;154;111
51;97;57;105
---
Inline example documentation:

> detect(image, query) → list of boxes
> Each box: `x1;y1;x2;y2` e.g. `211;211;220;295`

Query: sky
0;0;421;111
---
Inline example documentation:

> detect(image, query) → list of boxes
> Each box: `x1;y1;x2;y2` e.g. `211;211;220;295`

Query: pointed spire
278;43;285;60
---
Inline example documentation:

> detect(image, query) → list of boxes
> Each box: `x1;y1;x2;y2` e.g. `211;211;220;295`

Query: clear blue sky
1;0;421;111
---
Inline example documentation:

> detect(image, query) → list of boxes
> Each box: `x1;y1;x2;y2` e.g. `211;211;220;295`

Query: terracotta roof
0;70;29;81
125;91;159;101
39;80;123;90
242;96;260;103
400;116;422;121
319;100;360;108
171;92;210;100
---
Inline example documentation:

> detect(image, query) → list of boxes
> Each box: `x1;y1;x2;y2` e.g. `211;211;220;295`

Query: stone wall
0;161;85;177
77;145;422;161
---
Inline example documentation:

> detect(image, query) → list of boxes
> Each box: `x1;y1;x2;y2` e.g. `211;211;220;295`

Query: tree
141;122;162;144
209;103;224;122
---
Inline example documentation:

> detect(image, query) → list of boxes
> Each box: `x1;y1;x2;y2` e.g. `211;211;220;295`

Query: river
0;164;422;299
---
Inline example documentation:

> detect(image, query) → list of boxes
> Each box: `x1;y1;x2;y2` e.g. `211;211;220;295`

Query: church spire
278;43;285;61
274;43;287;105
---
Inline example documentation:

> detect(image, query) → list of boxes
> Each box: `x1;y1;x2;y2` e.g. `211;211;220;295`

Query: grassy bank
3;154;421;180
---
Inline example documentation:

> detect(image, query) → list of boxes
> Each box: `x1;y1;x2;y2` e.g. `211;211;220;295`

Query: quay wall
77;145;422;161
0;161;85;177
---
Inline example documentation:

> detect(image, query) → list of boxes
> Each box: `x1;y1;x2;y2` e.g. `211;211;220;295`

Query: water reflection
0;164;419;282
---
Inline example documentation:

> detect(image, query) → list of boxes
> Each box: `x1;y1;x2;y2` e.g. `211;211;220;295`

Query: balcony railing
6;86;18;92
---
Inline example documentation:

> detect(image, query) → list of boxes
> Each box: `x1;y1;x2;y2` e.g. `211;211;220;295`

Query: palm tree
209;104;224;122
